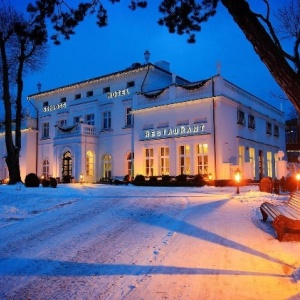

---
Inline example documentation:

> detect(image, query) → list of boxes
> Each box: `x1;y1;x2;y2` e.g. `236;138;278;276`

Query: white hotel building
0;60;286;183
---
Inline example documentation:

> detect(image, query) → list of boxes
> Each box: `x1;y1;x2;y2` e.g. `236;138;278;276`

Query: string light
27;65;154;100
132;96;214;115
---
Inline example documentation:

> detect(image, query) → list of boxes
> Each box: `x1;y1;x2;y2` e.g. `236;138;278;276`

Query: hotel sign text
43;102;66;112
144;124;205;140
107;88;130;99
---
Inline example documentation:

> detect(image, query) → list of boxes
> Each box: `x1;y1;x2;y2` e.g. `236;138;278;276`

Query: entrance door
62;151;72;183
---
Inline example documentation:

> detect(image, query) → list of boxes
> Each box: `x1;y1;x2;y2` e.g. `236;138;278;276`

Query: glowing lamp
296;172;300;191
235;168;241;194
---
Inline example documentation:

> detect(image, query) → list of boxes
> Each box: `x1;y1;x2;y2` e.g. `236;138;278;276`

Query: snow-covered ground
0;183;299;300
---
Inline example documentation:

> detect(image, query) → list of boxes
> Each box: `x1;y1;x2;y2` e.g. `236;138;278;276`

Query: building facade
1;61;286;183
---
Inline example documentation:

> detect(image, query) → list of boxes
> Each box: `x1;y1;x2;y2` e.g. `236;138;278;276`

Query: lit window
179;145;190;175
160;147;170;175
196;144;208;175
238;146;245;167
127;152;134;177
86;151;94;177
42;159;49;178
102;154;112;179
249;147;256;178
267;151;272;177
145;148;154;176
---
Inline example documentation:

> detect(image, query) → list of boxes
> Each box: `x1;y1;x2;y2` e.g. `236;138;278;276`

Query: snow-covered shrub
50;177;58;188
134;174;145;185
149;176;158;184
41;178;50;187
193;174;206;187
161;175;171;183
176;174;187;183
259;177;273;193
25;173;40;187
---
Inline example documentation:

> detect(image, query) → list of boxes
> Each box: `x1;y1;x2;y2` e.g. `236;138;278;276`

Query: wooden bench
260;191;300;241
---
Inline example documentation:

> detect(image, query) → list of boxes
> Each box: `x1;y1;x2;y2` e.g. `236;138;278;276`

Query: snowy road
0;184;299;299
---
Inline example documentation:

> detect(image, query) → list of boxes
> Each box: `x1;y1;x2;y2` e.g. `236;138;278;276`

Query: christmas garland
139;78;209;99
56;123;78;132
139;88;167;99
175;79;209;90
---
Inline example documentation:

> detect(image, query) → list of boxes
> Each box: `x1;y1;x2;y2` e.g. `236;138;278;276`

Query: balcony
55;123;97;139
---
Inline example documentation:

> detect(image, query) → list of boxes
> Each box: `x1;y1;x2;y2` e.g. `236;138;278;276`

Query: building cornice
132;96;213;115
27;64;155;100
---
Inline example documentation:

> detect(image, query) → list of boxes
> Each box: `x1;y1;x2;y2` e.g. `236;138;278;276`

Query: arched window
43;159;49;178
102;154;112;179
86;151;94;176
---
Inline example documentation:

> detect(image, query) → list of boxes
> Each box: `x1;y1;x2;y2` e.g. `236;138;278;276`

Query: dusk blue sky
11;1;293;117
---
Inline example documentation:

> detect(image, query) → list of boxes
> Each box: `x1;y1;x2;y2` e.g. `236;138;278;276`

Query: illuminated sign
43;102;66;112
107;88;129;99
144;124;205;140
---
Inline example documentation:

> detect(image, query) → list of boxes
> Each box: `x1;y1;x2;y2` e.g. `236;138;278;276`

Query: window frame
42;122;49;139
102;111;112;130
237;110;246;126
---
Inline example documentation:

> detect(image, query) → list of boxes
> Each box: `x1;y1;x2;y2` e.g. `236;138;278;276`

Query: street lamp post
235;168;241;194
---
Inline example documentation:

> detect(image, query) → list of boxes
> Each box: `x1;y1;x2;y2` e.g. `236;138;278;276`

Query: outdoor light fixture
235;168;241;194
144;50;150;63
208;173;212;185
296;172;300;191
80;174;83;184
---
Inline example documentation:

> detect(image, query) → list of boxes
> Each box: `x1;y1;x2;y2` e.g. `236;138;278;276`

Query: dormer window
75;93;81;100
103;86;110;93
86;91;93;97
127;81;135;88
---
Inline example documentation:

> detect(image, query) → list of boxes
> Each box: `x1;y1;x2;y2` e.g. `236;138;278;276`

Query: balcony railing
55;123;97;138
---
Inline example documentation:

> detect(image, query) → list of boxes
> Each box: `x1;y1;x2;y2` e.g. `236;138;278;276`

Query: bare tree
274;0;300;73
0;3;47;184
